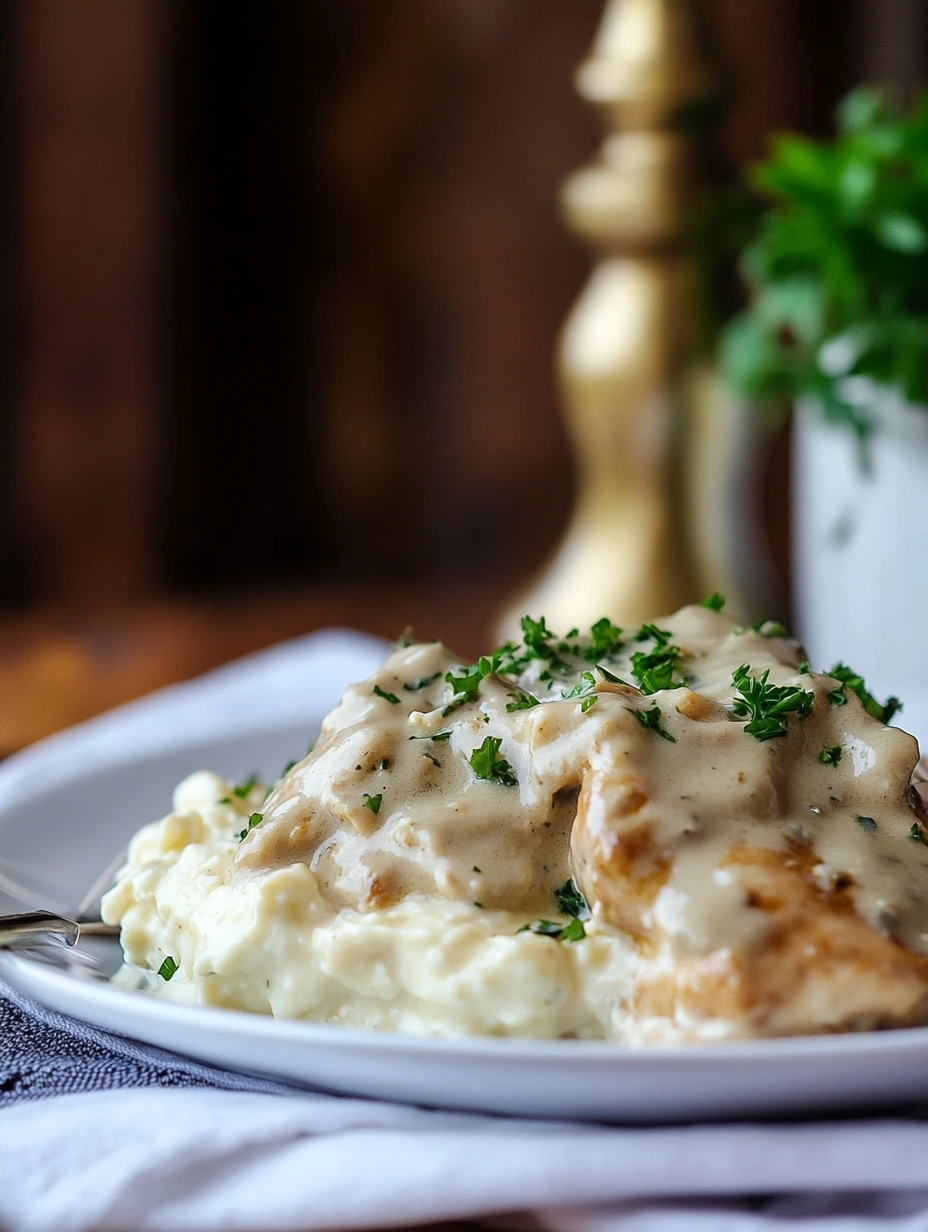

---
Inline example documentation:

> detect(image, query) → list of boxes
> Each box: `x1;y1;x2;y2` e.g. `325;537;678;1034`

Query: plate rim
9;950;928;1066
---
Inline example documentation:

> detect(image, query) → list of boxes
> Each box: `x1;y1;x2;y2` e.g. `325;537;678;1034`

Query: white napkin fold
2;627;928;1232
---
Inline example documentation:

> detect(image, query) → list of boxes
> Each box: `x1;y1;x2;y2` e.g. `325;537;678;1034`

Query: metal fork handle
0;910;80;949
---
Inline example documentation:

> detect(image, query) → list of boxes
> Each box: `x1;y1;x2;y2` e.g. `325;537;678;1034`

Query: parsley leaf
753;619;788;638
558;917;586;942
797;660;811;674
410;729;453;742
506;692;539;712
701;592;726;611
554;879;589;919
819;745;842;767
373;684;401;705
468;736;517;787
232;773;260;799
517;918;585;942
635;622;674;646
157;956;178;981
422;752;441;768
238;812;264;841
910;823;927;845
403;672;441;692
631;704;676;742
826;663;901;725
585;617;624;662
731;665;814;741
280;758;298;777
442;667;482;716
362;793;383;814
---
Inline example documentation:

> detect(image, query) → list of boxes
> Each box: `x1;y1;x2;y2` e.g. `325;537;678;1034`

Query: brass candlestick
496;0;716;637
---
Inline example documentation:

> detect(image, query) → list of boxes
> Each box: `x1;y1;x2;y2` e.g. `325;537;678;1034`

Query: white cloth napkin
2;628;928;1232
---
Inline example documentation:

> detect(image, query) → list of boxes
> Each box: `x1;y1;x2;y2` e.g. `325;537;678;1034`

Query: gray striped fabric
0;980;302;1104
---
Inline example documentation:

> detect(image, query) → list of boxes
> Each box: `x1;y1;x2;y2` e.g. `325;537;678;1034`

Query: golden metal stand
496;0;715;637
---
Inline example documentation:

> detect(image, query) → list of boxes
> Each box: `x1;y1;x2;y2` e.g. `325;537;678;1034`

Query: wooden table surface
0;583;514;756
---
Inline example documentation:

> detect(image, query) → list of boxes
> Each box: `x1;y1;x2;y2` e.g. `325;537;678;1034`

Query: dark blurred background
0;0;923;750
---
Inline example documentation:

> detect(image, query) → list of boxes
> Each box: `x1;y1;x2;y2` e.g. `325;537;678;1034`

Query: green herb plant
722;87;928;447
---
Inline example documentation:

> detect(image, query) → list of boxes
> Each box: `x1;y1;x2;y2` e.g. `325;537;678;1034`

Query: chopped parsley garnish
562;671;596;700
468;736;517;787
410;729;453;742
372;684;401;705
558;917;586;942
856;815;877;831
629;626;685;694
580;696;598;713
403;672;441;692
472;865;481;873
362;793;382;814
517;918;585;942
586;616;624;661
797;661;811;675
701;592;726;611
506;691;539;712
442;666;482;716
635;622;674;645
280;759;298;777
238;812;264;841
753;619;787;638
910;824;927;845
554;879;589;919
819;745;842;767
232;774;260;799
826;663;901;725
731;665;814;741
473;901;483;909
422;753;441;768
631;704;676;742
157;956;178;982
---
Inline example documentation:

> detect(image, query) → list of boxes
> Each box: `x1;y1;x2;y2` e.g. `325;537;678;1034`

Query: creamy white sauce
102;606;928;1042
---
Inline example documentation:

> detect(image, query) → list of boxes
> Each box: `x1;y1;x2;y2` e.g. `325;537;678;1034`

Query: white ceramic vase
794;385;928;736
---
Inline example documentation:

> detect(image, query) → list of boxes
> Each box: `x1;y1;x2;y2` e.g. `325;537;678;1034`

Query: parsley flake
422;752;441;768
753;619;788;638
554;879;589;919
363;793;383;814
819;745;842;767
232;774;260;799
558;918;586;942
731;665;814;741
586;616;624;661
506;692;539;712
701;592;726;611
238;812;264;841
910;824;927;845
157;956;178;982
280;759;298;777
517;918;585;942
403;672;441;692
468;736;517;787
797;661;811;675
410;729;453;742
631;704;676;742
372;684;401;705
826;663;901;725
442;667;482;716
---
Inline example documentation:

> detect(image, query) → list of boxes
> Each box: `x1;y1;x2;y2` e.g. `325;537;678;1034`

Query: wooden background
0;0;922;751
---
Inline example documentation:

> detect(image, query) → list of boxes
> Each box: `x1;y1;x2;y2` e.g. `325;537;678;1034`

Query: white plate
6;717;928;1124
